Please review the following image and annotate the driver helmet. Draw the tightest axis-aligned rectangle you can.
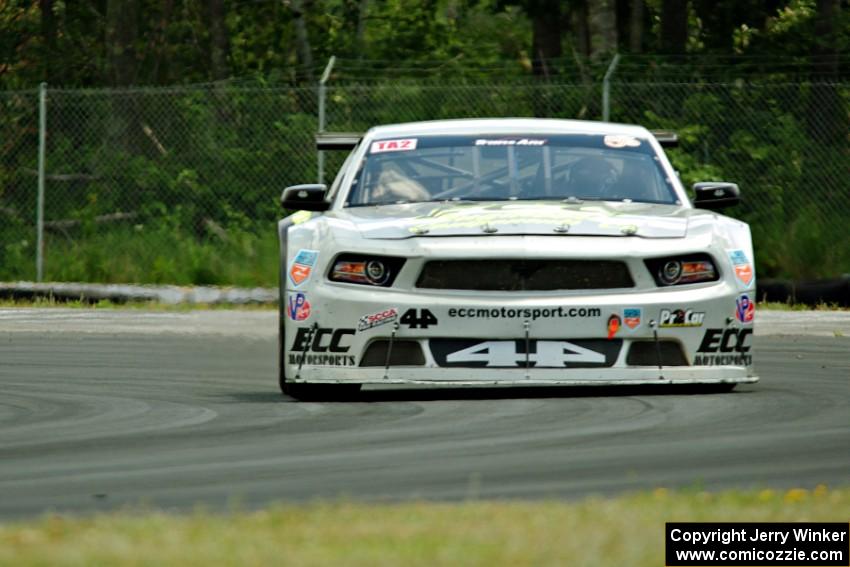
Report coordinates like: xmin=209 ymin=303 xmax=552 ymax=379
xmin=569 ymin=156 xmax=615 ymax=194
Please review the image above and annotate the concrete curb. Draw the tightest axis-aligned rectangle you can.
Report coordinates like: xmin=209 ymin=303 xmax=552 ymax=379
xmin=0 ymin=281 xmax=277 ymax=305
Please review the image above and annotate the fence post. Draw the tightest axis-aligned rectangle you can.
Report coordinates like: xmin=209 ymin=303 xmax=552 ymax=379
xmin=317 ymin=55 xmax=336 ymax=184
xmin=36 ymin=82 xmax=47 ymax=282
xmin=602 ymin=53 xmax=621 ymax=122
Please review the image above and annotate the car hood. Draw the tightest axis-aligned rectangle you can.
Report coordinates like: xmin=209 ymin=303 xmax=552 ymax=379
xmin=333 ymin=201 xmax=691 ymax=239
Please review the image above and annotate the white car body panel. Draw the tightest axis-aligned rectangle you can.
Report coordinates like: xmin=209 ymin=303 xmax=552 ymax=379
xmin=278 ymin=119 xmax=758 ymax=388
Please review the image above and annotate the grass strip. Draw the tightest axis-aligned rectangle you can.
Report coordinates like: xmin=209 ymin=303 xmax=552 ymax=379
xmin=0 ymin=487 xmax=847 ymax=566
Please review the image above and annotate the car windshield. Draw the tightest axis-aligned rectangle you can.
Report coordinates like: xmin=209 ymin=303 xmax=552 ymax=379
xmin=345 ymin=134 xmax=678 ymax=207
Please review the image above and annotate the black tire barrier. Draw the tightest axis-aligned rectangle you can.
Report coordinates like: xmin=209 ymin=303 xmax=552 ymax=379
xmin=758 ymin=277 xmax=850 ymax=307
xmin=0 ymin=282 xmax=277 ymax=305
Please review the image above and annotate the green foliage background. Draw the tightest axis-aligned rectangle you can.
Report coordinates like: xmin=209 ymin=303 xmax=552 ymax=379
xmin=0 ymin=0 xmax=848 ymax=285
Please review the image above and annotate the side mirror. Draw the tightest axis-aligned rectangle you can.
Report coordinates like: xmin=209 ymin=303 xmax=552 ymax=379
xmin=281 ymin=184 xmax=330 ymax=212
xmin=692 ymin=182 xmax=740 ymax=210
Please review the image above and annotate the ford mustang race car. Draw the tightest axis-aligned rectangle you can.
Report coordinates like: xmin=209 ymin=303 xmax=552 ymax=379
xmin=277 ymin=118 xmax=757 ymax=399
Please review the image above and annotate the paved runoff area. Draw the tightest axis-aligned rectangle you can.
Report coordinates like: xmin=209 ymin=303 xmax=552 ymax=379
xmin=0 ymin=308 xmax=848 ymax=519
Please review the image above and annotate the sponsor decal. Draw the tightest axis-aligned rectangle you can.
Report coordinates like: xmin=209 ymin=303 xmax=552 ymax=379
xmin=370 ymin=138 xmax=417 ymax=154
xmin=727 ymin=249 xmax=754 ymax=287
xmin=400 ymin=308 xmax=438 ymax=329
xmin=448 ymin=306 xmax=601 ymax=321
xmin=288 ymin=352 xmax=356 ymax=366
xmin=287 ymin=292 xmax=311 ymax=321
xmin=694 ymin=328 xmax=753 ymax=366
xmin=736 ymin=293 xmax=755 ymax=324
xmin=692 ymin=353 xmax=752 ymax=366
xmin=358 ymin=307 xmax=399 ymax=332
xmin=289 ymin=327 xmax=356 ymax=366
xmin=289 ymin=249 xmax=319 ymax=287
xmin=430 ymin=339 xmax=621 ymax=368
xmin=607 ymin=314 xmax=621 ymax=339
xmin=659 ymin=308 xmax=705 ymax=328
xmin=623 ymin=307 xmax=642 ymax=330
xmin=603 ymin=135 xmax=641 ymax=148
xmin=474 ymin=138 xmax=546 ymax=146
xmin=291 ymin=327 xmax=355 ymax=352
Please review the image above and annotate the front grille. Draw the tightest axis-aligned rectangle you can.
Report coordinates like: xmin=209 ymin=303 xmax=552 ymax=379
xmin=416 ymin=260 xmax=634 ymax=291
xmin=626 ymin=341 xmax=689 ymax=366
xmin=359 ymin=340 xmax=426 ymax=367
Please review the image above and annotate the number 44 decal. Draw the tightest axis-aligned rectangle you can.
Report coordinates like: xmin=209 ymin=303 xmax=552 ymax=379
xmin=399 ymin=308 xmax=438 ymax=329
xmin=447 ymin=341 xmax=605 ymax=367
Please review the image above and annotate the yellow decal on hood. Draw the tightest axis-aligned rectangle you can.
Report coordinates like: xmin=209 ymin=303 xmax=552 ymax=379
xmin=408 ymin=203 xmax=638 ymax=232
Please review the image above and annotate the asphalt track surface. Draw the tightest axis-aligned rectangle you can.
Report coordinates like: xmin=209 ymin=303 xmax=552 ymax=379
xmin=1 ymin=309 xmax=848 ymax=520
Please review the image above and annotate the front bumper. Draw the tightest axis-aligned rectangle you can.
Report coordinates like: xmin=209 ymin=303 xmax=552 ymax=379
xmin=282 ymin=278 xmax=758 ymax=387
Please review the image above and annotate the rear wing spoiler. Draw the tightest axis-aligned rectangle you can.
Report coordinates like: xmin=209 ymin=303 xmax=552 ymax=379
xmin=650 ymin=130 xmax=679 ymax=148
xmin=316 ymin=132 xmax=362 ymax=151
xmin=316 ymin=130 xmax=679 ymax=150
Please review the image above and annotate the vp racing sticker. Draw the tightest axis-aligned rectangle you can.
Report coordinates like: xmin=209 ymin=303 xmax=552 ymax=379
xmin=287 ymin=292 xmax=312 ymax=321
xmin=736 ymin=294 xmax=755 ymax=324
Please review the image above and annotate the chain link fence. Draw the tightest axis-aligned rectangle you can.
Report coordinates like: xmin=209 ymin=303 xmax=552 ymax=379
xmin=1 ymin=78 xmax=847 ymax=285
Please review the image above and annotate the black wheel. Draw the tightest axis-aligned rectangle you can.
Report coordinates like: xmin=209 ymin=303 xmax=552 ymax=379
xmin=282 ymin=381 xmax=362 ymax=401
xmin=278 ymin=311 xmax=288 ymax=394
xmin=709 ymin=382 xmax=738 ymax=393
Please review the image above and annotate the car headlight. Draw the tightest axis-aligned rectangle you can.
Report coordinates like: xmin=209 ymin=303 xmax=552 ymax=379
xmin=329 ymin=254 xmax=405 ymax=287
xmin=645 ymin=254 xmax=719 ymax=286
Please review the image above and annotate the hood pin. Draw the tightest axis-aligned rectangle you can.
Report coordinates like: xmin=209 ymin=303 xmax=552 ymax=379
xmin=554 ymin=223 xmax=570 ymax=234
xmin=481 ymin=223 xmax=498 ymax=234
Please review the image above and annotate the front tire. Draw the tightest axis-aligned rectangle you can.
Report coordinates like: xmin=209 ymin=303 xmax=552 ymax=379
xmin=282 ymin=380 xmax=362 ymax=401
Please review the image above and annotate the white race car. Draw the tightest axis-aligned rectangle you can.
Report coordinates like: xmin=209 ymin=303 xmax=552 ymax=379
xmin=277 ymin=119 xmax=757 ymax=399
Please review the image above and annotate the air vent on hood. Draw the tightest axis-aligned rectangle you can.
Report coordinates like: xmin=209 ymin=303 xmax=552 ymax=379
xmin=416 ymin=260 xmax=635 ymax=291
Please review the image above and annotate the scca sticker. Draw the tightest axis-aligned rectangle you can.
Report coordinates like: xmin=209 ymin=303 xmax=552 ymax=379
xmin=736 ymin=294 xmax=755 ymax=324
xmin=623 ymin=308 xmax=642 ymax=330
xmin=370 ymin=139 xmax=417 ymax=154
xmin=287 ymin=292 xmax=311 ymax=321
xmin=358 ymin=307 xmax=399 ymax=332
xmin=289 ymin=249 xmax=318 ymax=287
xmin=727 ymin=249 xmax=754 ymax=288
